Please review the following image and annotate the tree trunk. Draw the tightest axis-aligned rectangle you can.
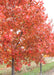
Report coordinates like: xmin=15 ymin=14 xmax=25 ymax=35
xmin=40 ymin=62 xmax=42 ymax=75
xmin=12 ymin=58 xmax=15 ymax=75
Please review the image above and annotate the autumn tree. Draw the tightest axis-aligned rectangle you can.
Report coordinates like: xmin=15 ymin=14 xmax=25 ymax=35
xmin=0 ymin=0 xmax=53 ymax=75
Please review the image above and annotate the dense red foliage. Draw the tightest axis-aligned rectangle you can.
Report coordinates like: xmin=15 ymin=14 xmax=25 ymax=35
xmin=0 ymin=0 xmax=53 ymax=71
xmin=47 ymin=33 xmax=54 ymax=56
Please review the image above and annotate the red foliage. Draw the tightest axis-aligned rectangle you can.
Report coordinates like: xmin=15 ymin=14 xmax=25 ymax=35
xmin=0 ymin=0 xmax=53 ymax=71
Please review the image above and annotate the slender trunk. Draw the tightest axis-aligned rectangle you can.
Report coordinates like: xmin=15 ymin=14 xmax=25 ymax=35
xmin=40 ymin=62 xmax=42 ymax=75
xmin=12 ymin=58 xmax=15 ymax=75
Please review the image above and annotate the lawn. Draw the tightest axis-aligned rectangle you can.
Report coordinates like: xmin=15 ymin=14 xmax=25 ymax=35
xmin=20 ymin=62 xmax=54 ymax=75
xmin=0 ymin=62 xmax=54 ymax=75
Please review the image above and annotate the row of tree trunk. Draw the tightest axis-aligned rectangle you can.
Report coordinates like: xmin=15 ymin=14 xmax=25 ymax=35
xmin=12 ymin=59 xmax=42 ymax=75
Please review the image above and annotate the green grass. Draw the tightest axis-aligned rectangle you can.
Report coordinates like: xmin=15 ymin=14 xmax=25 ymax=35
xmin=21 ymin=62 xmax=54 ymax=75
xmin=0 ymin=62 xmax=54 ymax=75
xmin=0 ymin=64 xmax=6 ymax=74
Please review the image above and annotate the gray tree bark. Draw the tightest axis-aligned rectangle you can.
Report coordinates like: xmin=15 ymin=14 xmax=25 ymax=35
xmin=12 ymin=58 xmax=15 ymax=75
xmin=40 ymin=62 xmax=42 ymax=75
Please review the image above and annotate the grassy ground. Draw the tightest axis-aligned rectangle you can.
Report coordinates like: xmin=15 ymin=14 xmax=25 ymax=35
xmin=0 ymin=62 xmax=54 ymax=75
xmin=20 ymin=62 xmax=54 ymax=75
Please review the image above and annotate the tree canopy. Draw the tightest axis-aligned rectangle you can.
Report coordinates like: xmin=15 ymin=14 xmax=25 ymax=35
xmin=0 ymin=0 xmax=53 ymax=71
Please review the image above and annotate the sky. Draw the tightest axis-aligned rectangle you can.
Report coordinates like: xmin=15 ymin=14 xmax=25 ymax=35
xmin=43 ymin=0 xmax=54 ymax=23
xmin=43 ymin=0 xmax=54 ymax=32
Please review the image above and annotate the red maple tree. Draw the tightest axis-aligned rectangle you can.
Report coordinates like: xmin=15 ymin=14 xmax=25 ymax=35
xmin=0 ymin=0 xmax=53 ymax=74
